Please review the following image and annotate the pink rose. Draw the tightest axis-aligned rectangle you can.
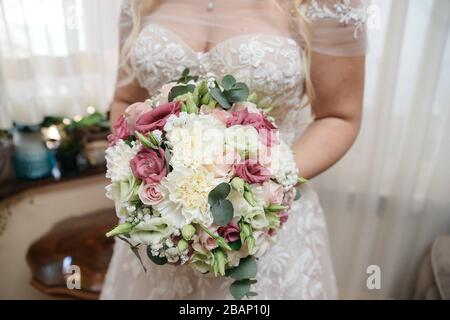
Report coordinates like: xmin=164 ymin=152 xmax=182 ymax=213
xmin=200 ymin=105 xmax=231 ymax=124
xmin=231 ymin=101 xmax=261 ymax=114
xmin=206 ymin=150 xmax=241 ymax=178
xmin=107 ymin=115 xmax=130 ymax=146
xmin=226 ymin=108 xmax=277 ymax=146
xmin=278 ymin=210 xmax=290 ymax=225
xmin=125 ymin=102 xmax=150 ymax=133
xmin=130 ymin=147 xmax=167 ymax=183
xmin=138 ymin=182 xmax=164 ymax=205
xmin=262 ymin=181 xmax=284 ymax=205
xmin=234 ymin=159 xmax=270 ymax=184
xmin=136 ymin=101 xmax=181 ymax=133
xmin=198 ymin=228 xmax=218 ymax=251
xmin=217 ymin=219 xmax=240 ymax=243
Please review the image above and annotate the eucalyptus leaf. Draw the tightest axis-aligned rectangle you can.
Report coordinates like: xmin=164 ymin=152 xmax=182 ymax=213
xmin=146 ymin=246 xmax=168 ymax=265
xmin=226 ymin=256 xmax=257 ymax=280
xmin=211 ymin=199 xmax=234 ymax=226
xmin=225 ymin=82 xmax=249 ymax=103
xmin=210 ymin=87 xmax=231 ymax=109
xmin=229 ymin=239 xmax=242 ymax=251
xmin=230 ymin=279 xmax=251 ymax=300
xmin=168 ymin=84 xmax=195 ymax=102
xmin=222 ymin=75 xmax=236 ymax=90
xmin=294 ymin=188 xmax=302 ymax=201
xmin=208 ymin=183 xmax=231 ymax=206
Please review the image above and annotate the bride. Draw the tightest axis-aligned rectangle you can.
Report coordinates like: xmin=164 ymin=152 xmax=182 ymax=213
xmin=101 ymin=0 xmax=366 ymax=299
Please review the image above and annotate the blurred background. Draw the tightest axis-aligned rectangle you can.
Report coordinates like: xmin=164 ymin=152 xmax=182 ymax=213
xmin=0 ymin=0 xmax=449 ymax=300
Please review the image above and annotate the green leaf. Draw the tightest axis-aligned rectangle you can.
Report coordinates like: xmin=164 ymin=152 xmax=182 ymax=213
xmin=146 ymin=246 xmax=168 ymax=265
xmin=226 ymin=256 xmax=257 ymax=280
xmin=124 ymin=135 xmax=136 ymax=147
xmin=224 ymin=82 xmax=249 ymax=103
xmin=210 ymin=87 xmax=231 ymax=109
xmin=168 ymin=84 xmax=195 ymax=102
xmin=211 ymin=199 xmax=234 ymax=226
xmin=230 ymin=279 xmax=252 ymax=300
xmin=229 ymin=239 xmax=242 ymax=251
xmin=222 ymin=75 xmax=236 ymax=90
xmin=208 ymin=182 xmax=231 ymax=206
xmin=294 ymin=188 xmax=301 ymax=201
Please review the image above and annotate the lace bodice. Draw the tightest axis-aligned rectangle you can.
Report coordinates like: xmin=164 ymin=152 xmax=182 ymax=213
xmin=132 ymin=24 xmax=305 ymax=113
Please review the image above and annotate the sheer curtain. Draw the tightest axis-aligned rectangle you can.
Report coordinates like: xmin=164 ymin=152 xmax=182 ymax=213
xmin=314 ymin=0 xmax=450 ymax=299
xmin=0 ymin=0 xmax=121 ymax=128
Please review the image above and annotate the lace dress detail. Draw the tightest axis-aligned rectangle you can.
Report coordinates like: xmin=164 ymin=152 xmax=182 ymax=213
xmin=131 ymin=24 xmax=304 ymax=111
xmin=306 ymin=0 xmax=366 ymax=38
xmin=101 ymin=0 xmax=366 ymax=300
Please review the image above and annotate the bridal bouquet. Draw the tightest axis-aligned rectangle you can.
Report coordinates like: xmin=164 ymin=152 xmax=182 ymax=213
xmin=105 ymin=70 xmax=302 ymax=299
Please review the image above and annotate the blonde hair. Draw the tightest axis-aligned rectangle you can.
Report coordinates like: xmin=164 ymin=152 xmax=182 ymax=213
xmin=119 ymin=0 xmax=314 ymax=106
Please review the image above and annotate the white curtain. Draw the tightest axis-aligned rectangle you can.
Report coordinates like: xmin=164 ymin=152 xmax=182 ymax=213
xmin=314 ymin=0 xmax=450 ymax=299
xmin=1 ymin=0 xmax=449 ymax=300
xmin=0 ymin=0 xmax=121 ymax=128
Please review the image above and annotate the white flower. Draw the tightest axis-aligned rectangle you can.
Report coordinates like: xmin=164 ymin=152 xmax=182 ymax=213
xmin=105 ymin=175 xmax=139 ymax=218
xmin=129 ymin=217 xmax=173 ymax=245
xmin=165 ymin=113 xmax=226 ymax=169
xmin=227 ymin=189 xmax=254 ymax=217
xmin=105 ymin=140 xmax=140 ymax=182
xmin=224 ymin=125 xmax=260 ymax=157
xmin=242 ymin=207 xmax=268 ymax=230
xmin=154 ymin=166 xmax=224 ymax=228
xmin=251 ymin=231 xmax=275 ymax=257
xmin=268 ymin=141 xmax=298 ymax=188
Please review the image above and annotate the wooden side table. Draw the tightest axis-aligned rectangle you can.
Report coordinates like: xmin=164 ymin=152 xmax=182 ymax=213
xmin=26 ymin=209 xmax=117 ymax=299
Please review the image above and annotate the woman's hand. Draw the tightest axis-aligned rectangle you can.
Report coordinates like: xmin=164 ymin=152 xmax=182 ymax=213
xmin=293 ymin=52 xmax=365 ymax=179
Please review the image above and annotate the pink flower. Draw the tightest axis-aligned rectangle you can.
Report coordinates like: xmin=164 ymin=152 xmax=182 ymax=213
xmin=136 ymin=101 xmax=181 ymax=133
xmin=198 ymin=228 xmax=218 ymax=251
xmin=226 ymin=108 xmax=277 ymax=146
xmin=234 ymin=159 xmax=271 ymax=184
xmin=200 ymin=105 xmax=231 ymax=124
xmin=278 ymin=210 xmax=290 ymax=225
xmin=230 ymin=101 xmax=261 ymax=114
xmin=206 ymin=150 xmax=241 ymax=178
xmin=262 ymin=181 xmax=284 ymax=205
xmin=130 ymin=147 xmax=167 ymax=183
xmin=138 ymin=182 xmax=164 ymax=205
xmin=107 ymin=115 xmax=130 ymax=146
xmin=217 ymin=219 xmax=240 ymax=243
xmin=125 ymin=102 xmax=150 ymax=133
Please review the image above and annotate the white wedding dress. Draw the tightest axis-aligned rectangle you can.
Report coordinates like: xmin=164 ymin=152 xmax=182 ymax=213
xmin=101 ymin=0 xmax=366 ymax=300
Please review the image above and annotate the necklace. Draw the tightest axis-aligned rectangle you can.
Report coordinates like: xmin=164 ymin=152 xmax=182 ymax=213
xmin=207 ymin=0 xmax=215 ymax=12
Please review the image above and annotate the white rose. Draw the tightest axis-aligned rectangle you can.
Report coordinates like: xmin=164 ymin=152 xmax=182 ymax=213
xmin=224 ymin=125 xmax=260 ymax=157
xmin=105 ymin=175 xmax=139 ymax=218
xmin=242 ymin=207 xmax=268 ymax=230
xmin=129 ymin=217 xmax=173 ymax=245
